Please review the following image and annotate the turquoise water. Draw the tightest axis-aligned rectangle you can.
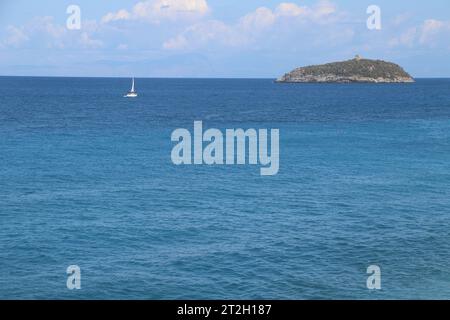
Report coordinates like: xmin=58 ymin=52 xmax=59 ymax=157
xmin=0 ymin=77 xmax=450 ymax=299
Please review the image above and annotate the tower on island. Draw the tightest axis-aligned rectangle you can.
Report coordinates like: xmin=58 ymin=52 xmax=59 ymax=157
xmin=354 ymin=54 xmax=362 ymax=61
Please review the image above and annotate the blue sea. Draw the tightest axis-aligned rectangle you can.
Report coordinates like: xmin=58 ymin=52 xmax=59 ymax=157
xmin=0 ymin=77 xmax=449 ymax=299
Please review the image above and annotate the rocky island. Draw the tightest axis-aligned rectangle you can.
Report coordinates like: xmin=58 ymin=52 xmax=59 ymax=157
xmin=276 ymin=56 xmax=414 ymax=83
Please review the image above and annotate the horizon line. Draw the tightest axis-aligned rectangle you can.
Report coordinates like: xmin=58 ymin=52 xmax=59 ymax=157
xmin=1 ymin=75 xmax=450 ymax=80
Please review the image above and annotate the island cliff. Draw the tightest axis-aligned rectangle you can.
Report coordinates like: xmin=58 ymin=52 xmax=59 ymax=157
xmin=276 ymin=56 xmax=414 ymax=83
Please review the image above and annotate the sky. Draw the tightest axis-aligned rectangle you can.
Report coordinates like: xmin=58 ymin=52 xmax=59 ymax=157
xmin=0 ymin=0 xmax=449 ymax=78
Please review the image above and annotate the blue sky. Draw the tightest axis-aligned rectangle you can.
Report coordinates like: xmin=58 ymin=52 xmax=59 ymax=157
xmin=0 ymin=0 xmax=449 ymax=77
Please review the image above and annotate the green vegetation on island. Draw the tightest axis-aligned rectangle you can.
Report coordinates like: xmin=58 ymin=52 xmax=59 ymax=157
xmin=276 ymin=56 xmax=414 ymax=83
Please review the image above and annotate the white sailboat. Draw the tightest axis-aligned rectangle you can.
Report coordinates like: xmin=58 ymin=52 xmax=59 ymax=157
xmin=124 ymin=77 xmax=138 ymax=98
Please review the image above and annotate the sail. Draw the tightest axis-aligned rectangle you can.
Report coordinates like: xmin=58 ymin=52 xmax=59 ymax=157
xmin=131 ymin=78 xmax=135 ymax=92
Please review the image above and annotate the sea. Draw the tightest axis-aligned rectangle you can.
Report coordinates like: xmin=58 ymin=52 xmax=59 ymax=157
xmin=0 ymin=77 xmax=449 ymax=299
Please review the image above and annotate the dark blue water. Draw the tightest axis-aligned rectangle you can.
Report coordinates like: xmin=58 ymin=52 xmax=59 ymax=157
xmin=1 ymin=77 xmax=450 ymax=299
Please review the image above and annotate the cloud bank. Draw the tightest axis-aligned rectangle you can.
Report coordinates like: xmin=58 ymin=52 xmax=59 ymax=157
xmin=1 ymin=0 xmax=450 ymax=77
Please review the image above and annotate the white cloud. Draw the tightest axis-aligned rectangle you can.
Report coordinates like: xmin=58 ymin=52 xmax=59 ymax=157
xmin=39 ymin=16 xmax=66 ymax=39
xmin=275 ymin=3 xmax=308 ymax=17
xmin=163 ymin=34 xmax=188 ymax=49
xmin=389 ymin=27 xmax=417 ymax=47
xmin=163 ymin=1 xmax=342 ymax=51
xmin=239 ymin=7 xmax=276 ymax=31
xmin=419 ymin=19 xmax=450 ymax=45
xmin=3 ymin=25 xmax=29 ymax=47
xmin=1 ymin=16 xmax=67 ymax=49
xmin=163 ymin=19 xmax=235 ymax=49
xmin=101 ymin=9 xmax=131 ymax=24
xmin=390 ymin=19 xmax=450 ymax=48
xmin=1 ymin=1 xmax=344 ymax=53
xmin=1 ymin=16 xmax=103 ymax=50
xmin=79 ymin=32 xmax=103 ymax=49
xmin=312 ymin=0 xmax=336 ymax=19
xmin=392 ymin=12 xmax=413 ymax=26
xmin=102 ymin=0 xmax=210 ymax=24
